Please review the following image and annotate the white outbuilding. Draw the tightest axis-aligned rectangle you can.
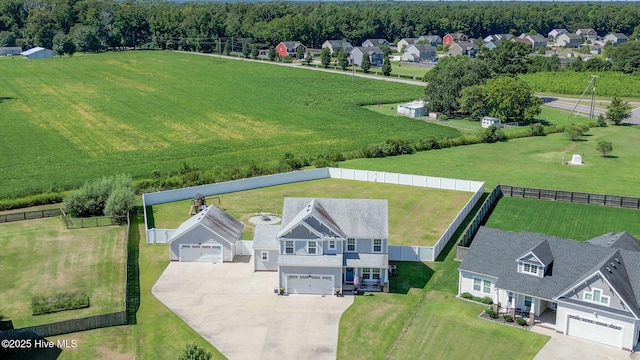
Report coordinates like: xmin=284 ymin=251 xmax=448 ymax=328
xmin=168 ymin=205 xmax=244 ymax=263
xmin=397 ymin=100 xmax=426 ymax=118
xmin=21 ymin=47 xmax=54 ymax=59
xmin=481 ymin=116 xmax=501 ymax=128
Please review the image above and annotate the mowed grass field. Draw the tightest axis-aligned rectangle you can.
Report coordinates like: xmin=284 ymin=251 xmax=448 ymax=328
xmin=485 ymin=197 xmax=640 ymax=240
xmin=344 ymin=125 xmax=640 ymax=197
xmin=151 ymin=178 xmax=473 ymax=246
xmin=0 ymin=51 xmax=459 ymax=199
xmin=0 ymin=218 xmax=125 ymax=327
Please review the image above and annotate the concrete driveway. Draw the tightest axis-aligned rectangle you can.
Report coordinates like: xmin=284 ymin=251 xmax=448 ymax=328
xmin=531 ymin=326 xmax=640 ymax=360
xmin=152 ymin=257 xmax=353 ymax=360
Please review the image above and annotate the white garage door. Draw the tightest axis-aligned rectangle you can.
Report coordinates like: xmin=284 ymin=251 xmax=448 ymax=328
xmin=180 ymin=244 xmax=223 ymax=263
xmin=567 ymin=315 xmax=623 ymax=348
xmin=286 ymin=274 xmax=334 ymax=295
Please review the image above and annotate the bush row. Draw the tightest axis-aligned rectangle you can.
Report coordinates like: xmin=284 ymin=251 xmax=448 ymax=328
xmin=460 ymin=292 xmax=493 ymax=305
xmin=0 ymin=192 xmax=64 ymax=211
xmin=31 ymin=292 xmax=90 ymax=315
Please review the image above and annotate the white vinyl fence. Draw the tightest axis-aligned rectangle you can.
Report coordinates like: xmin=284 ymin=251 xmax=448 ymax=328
xmin=143 ymin=168 xmax=484 ymax=261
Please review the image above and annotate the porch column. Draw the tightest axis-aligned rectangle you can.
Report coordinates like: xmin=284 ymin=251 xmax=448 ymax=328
xmin=529 ymin=302 xmax=536 ymax=325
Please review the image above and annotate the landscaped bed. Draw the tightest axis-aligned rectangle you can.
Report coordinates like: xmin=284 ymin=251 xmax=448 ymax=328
xmin=149 ymin=178 xmax=473 ymax=246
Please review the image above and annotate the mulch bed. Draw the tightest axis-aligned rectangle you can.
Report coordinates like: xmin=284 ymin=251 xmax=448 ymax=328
xmin=478 ymin=309 xmax=533 ymax=330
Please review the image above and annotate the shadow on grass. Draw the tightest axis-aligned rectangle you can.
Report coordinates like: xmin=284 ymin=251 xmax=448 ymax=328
xmin=126 ymin=212 xmax=141 ymax=325
xmin=1 ymin=337 xmax=62 ymax=360
xmin=145 ymin=206 xmax=155 ymax=229
xmin=389 ymin=262 xmax=434 ymax=295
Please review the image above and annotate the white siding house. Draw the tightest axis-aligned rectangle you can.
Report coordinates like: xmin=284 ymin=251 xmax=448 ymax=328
xmin=481 ymin=116 xmax=501 ymax=128
xmin=397 ymin=101 xmax=426 ymax=118
xmin=20 ymin=47 xmax=53 ymax=59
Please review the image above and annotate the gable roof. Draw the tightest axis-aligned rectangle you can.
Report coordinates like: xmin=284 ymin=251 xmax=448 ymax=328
xmin=420 ymin=35 xmax=442 ymax=42
xmin=352 ymin=46 xmax=384 ymax=56
xmin=586 ymin=232 xmax=640 ymax=252
xmin=21 ymin=47 xmax=47 ymax=56
xmin=560 ymin=33 xmax=583 ymax=40
xmin=399 ymin=38 xmax=418 ymax=45
xmin=279 ymin=41 xmax=304 ymax=49
xmin=279 ymin=198 xmax=388 ymax=239
xmin=606 ymin=33 xmax=628 ymax=40
xmin=407 ymin=44 xmax=435 ymax=53
xmin=526 ymin=34 xmax=547 ymax=43
xmin=169 ymin=205 xmax=244 ymax=245
xmin=518 ymin=240 xmax=554 ymax=266
xmin=324 ymin=40 xmax=352 ymax=48
xmin=549 ymin=29 xmax=568 ymax=35
xmin=445 ymin=33 xmax=467 ymax=41
xmin=363 ymin=39 xmax=388 ymax=46
xmin=577 ymin=28 xmax=596 ymax=35
xmin=460 ymin=227 xmax=640 ymax=313
xmin=253 ymin=224 xmax=280 ymax=250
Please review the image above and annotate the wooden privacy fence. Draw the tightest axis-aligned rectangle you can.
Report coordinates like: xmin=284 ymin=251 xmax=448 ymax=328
xmin=499 ymin=185 xmax=640 ymax=209
xmin=0 ymin=208 xmax=61 ymax=223
xmin=0 ymin=312 xmax=127 ymax=340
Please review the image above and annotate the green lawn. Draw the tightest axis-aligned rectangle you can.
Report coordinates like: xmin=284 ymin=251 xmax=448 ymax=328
xmin=0 ymin=51 xmax=459 ymax=199
xmin=151 ymin=178 xmax=472 ymax=246
xmin=485 ymin=197 xmax=640 ymax=240
xmin=343 ymin=125 xmax=640 ymax=197
xmin=0 ymin=218 xmax=125 ymax=327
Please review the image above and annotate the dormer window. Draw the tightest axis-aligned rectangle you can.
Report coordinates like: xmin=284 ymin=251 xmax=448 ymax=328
xmin=523 ymin=263 xmax=538 ymax=275
xmin=584 ymin=288 xmax=610 ymax=306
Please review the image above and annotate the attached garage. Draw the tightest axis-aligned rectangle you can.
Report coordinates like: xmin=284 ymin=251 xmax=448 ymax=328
xmin=180 ymin=244 xmax=223 ymax=263
xmin=286 ymin=274 xmax=334 ymax=295
xmin=566 ymin=315 xmax=623 ymax=348
xmin=168 ymin=205 xmax=244 ymax=263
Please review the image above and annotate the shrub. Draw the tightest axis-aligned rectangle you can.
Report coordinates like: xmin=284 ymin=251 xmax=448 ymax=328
xmin=485 ymin=308 xmax=499 ymax=318
xmin=480 ymin=124 xmax=506 ymax=143
xmin=178 ymin=343 xmax=212 ymax=360
xmin=472 ymin=296 xmax=482 ymax=302
xmin=31 ymin=291 xmax=90 ymax=315
xmin=461 ymin=292 xmax=474 ymax=300
xmin=503 ymin=314 xmax=514 ymax=322
xmin=516 ymin=317 xmax=528 ymax=326
xmin=480 ymin=296 xmax=493 ymax=305
xmin=596 ymin=114 xmax=607 ymax=127
xmin=529 ymin=123 xmax=545 ymax=136
xmin=564 ymin=124 xmax=586 ymax=141
xmin=0 ymin=192 xmax=64 ymax=211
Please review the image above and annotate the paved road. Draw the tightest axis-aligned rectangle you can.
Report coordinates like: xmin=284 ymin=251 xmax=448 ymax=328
xmin=540 ymin=96 xmax=640 ymax=125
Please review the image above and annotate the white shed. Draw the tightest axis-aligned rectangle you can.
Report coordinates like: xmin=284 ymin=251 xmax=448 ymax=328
xmin=481 ymin=116 xmax=501 ymax=128
xmin=397 ymin=101 xmax=426 ymax=118
xmin=168 ymin=205 xmax=244 ymax=263
xmin=21 ymin=47 xmax=54 ymax=59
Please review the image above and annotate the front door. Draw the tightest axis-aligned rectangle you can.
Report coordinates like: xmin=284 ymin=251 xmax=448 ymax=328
xmin=345 ymin=268 xmax=354 ymax=283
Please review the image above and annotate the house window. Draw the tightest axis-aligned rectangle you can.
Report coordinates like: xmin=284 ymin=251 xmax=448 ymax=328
xmin=584 ymin=288 xmax=610 ymax=306
xmin=261 ymin=251 xmax=269 ymax=261
xmin=347 ymin=238 xmax=356 ymax=252
xmin=372 ymin=268 xmax=381 ymax=279
xmin=373 ymin=239 xmax=382 ymax=253
xmin=285 ymin=240 xmax=293 ymax=254
xmin=473 ymin=278 xmax=482 ymax=292
xmin=362 ymin=268 xmax=371 ymax=279
xmin=482 ymin=280 xmax=491 ymax=294
xmin=508 ymin=292 xmax=514 ymax=307
xmin=523 ymin=263 xmax=538 ymax=275
xmin=524 ymin=296 xmax=532 ymax=308
xmin=329 ymin=240 xmax=336 ymax=250
xmin=308 ymin=241 xmax=316 ymax=255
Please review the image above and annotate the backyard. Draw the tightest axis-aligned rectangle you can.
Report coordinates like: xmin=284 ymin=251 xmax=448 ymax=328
xmin=150 ymin=178 xmax=473 ymax=246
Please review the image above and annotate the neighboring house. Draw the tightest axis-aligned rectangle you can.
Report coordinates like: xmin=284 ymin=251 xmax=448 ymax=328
xmin=484 ymin=34 xmax=513 ymax=43
xmin=481 ymin=116 xmax=501 ymax=128
xmin=276 ymin=41 xmax=305 ymax=58
xmin=447 ymin=42 xmax=478 ymax=58
xmin=443 ymin=33 xmax=468 ymax=46
xmin=604 ymin=33 xmax=628 ymax=46
xmin=168 ymin=205 xmax=244 ymax=263
xmin=483 ymin=40 xmax=502 ymax=50
xmin=590 ymin=46 xmax=602 ymax=55
xmin=397 ymin=100 xmax=426 ymax=118
xmin=0 ymin=46 xmax=22 ymax=56
xmin=548 ymin=29 xmax=568 ymax=39
xmin=511 ymin=37 xmax=532 ymax=48
xmin=350 ymin=46 xmax=384 ymax=66
xmin=322 ymin=40 xmax=353 ymax=55
xmin=418 ymin=35 xmax=443 ymax=46
xmin=362 ymin=39 xmax=389 ymax=47
xmin=523 ymin=34 xmax=548 ymax=49
xmin=576 ymin=28 xmax=598 ymax=42
xmin=274 ymin=198 xmax=390 ymax=295
xmin=459 ymin=227 xmax=640 ymax=351
xmin=556 ymin=33 xmax=583 ymax=48
xmin=401 ymin=44 xmax=436 ymax=63
xmin=397 ymin=38 xmax=418 ymax=52
xmin=20 ymin=47 xmax=53 ymax=59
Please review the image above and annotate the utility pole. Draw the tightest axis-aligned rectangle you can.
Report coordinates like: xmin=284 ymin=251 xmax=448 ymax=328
xmin=567 ymin=75 xmax=598 ymax=120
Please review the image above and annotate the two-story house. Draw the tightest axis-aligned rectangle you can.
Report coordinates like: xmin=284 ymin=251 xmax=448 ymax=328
xmin=418 ymin=35 xmax=443 ymax=46
xmin=576 ymin=28 xmax=598 ymax=42
xmin=256 ymin=198 xmax=390 ymax=295
xmin=604 ymin=33 xmax=628 ymax=46
xmin=556 ymin=33 xmax=583 ymax=48
xmin=276 ymin=41 xmax=306 ymax=58
xmin=322 ymin=40 xmax=353 ymax=55
xmin=350 ymin=46 xmax=384 ymax=66
xmin=459 ymin=227 xmax=640 ymax=351
xmin=447 ymin=41 xmax=478 ymax=58
xmin=401 ymin=44 xmax=436 ymax=63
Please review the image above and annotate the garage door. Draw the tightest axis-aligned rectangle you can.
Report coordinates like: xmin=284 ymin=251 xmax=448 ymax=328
xmin=180 ymin=244 xmax=223 ymax=263
xmin=286 ymin=274 xmax=334 ymax=295
xmin=567 ymin=315 xmax=623 ymax=348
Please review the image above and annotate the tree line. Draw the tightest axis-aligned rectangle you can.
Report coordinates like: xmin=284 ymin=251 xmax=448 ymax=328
xmin=2 ymin=0 xmax=640 ymax=53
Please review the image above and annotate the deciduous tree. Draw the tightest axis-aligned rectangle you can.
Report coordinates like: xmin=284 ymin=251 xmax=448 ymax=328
xmin=320 ymin=47 xmax=331 ymax=68
xmin=337 ymin=49 xmax=348 ymax=70
xmin=596 ymin=140 xmax=613 ymax=158
xmin=268 ymin=45 xmax=276 ymax=61
xmin=382 ymin=55 xmax=391 ymax=76
xmin=606 ymin=96 xmax=632 ymax=125
xmin=361 ymin=53 xmax=371 ymax=73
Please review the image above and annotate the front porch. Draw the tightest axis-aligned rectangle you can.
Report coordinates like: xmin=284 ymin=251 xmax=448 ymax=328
xmin=342 ymin=279 xmax=386 ymax=294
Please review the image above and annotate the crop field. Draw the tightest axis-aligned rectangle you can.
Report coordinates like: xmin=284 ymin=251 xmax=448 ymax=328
xmin=485 ymin=197 xmax=640 ymax=240
xmin=150 ymin=178 xmax=473 ymax=246
xmin=0 ymin=217 xmax=125 ymax=327
xmin=520 ymin=71 xmax=640 ymax=99
xmin=0 ymin=51 xmax=459 ymax=199
xmin=344 ymin=125 xmax=640 ymax=197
